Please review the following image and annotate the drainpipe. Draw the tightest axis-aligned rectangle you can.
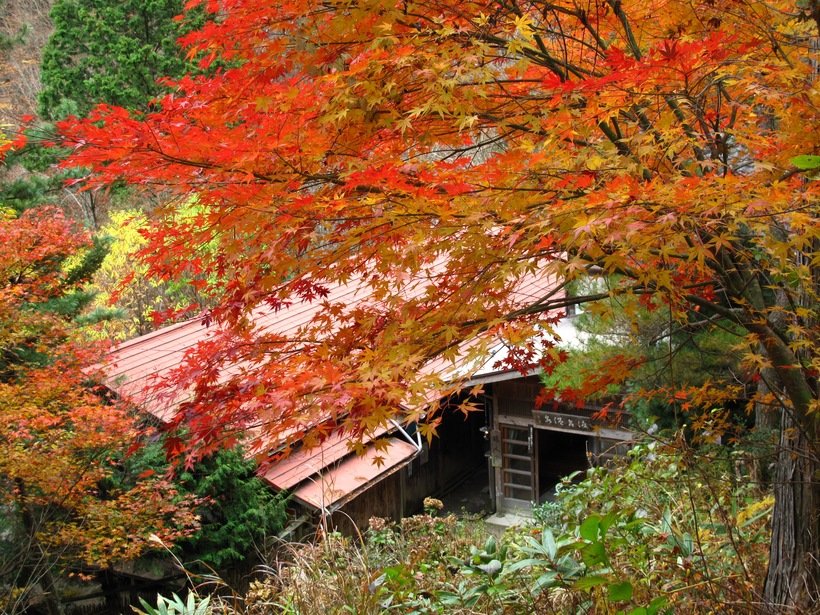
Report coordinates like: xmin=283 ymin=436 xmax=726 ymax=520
xmin=389 ymin=419 xmax=423 ymax=450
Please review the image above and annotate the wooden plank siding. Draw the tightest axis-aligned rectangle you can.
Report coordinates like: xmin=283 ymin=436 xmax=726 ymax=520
xmin=331 ymin=471 xmax=405 ymax=534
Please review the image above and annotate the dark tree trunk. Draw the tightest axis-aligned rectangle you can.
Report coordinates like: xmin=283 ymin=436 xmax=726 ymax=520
xmin=762 ymin=409 xmax=819 ymax=612
xmin=737 ymin=313 xmax=819 ymax=612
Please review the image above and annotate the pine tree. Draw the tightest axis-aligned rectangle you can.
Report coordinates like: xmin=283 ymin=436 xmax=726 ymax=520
xmin=39 ymin=0 xmax=196 ymax=119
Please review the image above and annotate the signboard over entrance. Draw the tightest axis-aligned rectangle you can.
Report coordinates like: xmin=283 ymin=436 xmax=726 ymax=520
xmin=532 ymin=408 xmax=630 ymax=437
xmin=533 ymin=410 xmax=593 ymax=432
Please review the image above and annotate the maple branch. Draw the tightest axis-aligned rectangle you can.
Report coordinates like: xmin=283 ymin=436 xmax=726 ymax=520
xmin=607 ymin=0 xmax=642 ymax=59
xmin=596 ymin=118 xmax=652 ymax=180
xmin=663 ymin=95 xmax=707 ymax=162
xmin=683 ymin=294 xmax=743 ymax=322
xmin=477 ymin=112 xmax=591 ymax=146
xmin=602 ymin=2 xmax=709 ymax=165
xmin=470 ymin=29 xmax=596 ymax=79
xmin=575 ymin=4 xmax=610 ymax=51
xmin=509 ymin=282 xmax=667 ymax=319
xmin=685 ymin=257 xmax=814 ymax=398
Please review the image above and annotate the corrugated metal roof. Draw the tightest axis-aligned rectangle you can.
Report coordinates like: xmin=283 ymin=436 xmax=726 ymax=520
xmin=104 ymin=270 xmax=563 ymax=422
xmin=104 ymin=277 xmax=370 ymax=421
xmin=290 ymin=437 xmax=417 ymax=511
xmin=104 ymin=318 xmax=212 ymax=422
xmin=262 ymin=424 xmax=390 ymax=491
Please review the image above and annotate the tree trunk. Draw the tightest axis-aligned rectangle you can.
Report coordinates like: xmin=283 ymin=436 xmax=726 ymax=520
xmin=741 ymin=319 xmax=819 ymax=612
xmin=762 ymin=409 xmax=819 ymax=612
xmin=753 ymin=361 xmax=782 ymax=485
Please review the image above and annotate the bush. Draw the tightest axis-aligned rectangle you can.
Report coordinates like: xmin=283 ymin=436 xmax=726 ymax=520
xmin=525 ymin=439 xmax=772 ymax=613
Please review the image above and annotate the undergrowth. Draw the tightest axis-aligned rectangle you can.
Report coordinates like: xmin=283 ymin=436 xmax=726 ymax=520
xmin=136 ymin=439 xmax=773 ymax=614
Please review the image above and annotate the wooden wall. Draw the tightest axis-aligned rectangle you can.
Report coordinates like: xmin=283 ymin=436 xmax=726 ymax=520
xmin=494 ymin=376 xmax=542 ymax=419
xmin=330 ymin=469 xmax=404 ymax=535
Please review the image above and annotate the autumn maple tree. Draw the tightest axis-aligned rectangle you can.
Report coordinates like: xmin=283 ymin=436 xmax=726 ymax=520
xmin=51 ymin=0 xmax=818 ymax=609
xmin=0 ymin=207 xmax=197 ymax=614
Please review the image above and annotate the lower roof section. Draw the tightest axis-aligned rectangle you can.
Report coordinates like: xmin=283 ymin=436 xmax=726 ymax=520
xmin=288 ymin=437 xmax=418 ymax=512
xmin=262 ymin=424 xmax=389 ymax=491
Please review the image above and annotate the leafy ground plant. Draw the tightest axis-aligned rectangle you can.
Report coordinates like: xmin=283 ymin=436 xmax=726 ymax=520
xmin=527 ymin=439 xmax=773 ymax=613
xmin=261 ymin=440 xmax=770 ymax=614
xmin=136 ymin=592 xmax=210 ymax=615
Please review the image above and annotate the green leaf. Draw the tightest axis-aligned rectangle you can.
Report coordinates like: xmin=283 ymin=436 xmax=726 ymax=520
xmin=661 ymin=507 xmax=673 ymax=534
xmin=436 ymin=591 xmax=460 ymax=606
xmin=533 ymin=571 xmax=559 ymax=592
xmin=600 ymin=512 xmax=618 ymax=535
xmin=505 ymin=557 xmax=556 ymax=573
xmin=581 ymin=541 xmax=609 ymax=567
xmin=574 ymin=575 xmax=608 ymax=590
xmin=542 ymin=529 xmax=557 ymax=559
xmin=477 ymin=559 xmax=503 ymax=577
xmin=580 ymin=515 xmax=601 ymax=542
xmin=647 ymin=596 xmax=669 ymax=614
xmin=608 ymin=581 xmax=633 ymax=602
xmin=791 ymin=154 xmax=820 ymax=170
xmin=680 ymin=532 xmax=694 ymax=556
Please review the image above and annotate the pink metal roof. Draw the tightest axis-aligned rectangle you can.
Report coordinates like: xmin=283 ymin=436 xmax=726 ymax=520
xmin=104 ymin=269 xmax=563 ymax=422
xmin=262 ymin=424 xmax=389 ymax=491
xmin=291 ymin=437 xmax=417 ymax=511
xmin=104 ymin=277 xmax=370 ymax=422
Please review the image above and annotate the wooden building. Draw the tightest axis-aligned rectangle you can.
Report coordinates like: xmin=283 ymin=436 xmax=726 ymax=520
xmin=101 ymin=271 xmax=631 ymax=532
